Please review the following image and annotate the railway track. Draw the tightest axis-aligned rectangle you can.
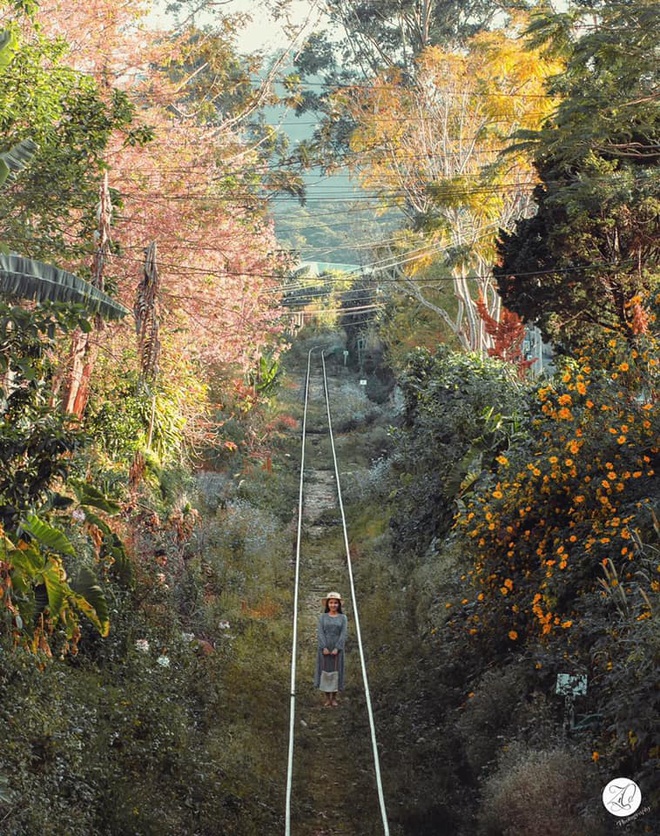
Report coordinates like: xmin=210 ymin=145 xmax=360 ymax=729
xmin=284 ymin=348 xmax=391 ymax=836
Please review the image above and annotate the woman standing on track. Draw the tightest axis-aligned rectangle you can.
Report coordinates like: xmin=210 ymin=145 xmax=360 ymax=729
xmin=314 ymin=591 xmax=347 ymax=707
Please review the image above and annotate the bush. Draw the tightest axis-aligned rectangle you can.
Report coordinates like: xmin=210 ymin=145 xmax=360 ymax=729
xmin=479 ymin=745 xmax=604 ymax=836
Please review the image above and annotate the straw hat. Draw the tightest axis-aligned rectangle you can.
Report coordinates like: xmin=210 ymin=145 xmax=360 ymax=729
xmin=322 ymin=591 xmax=342 ymax=607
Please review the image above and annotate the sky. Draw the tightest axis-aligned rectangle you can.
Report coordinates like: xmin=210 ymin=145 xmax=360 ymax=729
xmin=146 ymin=0 xmax=323 ymax=55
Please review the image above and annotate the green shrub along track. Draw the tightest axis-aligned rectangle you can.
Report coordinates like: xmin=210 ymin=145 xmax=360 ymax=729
xmin=285 ymin=348 xmax=396 ymax=836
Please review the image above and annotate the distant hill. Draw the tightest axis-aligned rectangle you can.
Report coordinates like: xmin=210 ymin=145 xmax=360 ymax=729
xmin=262 ymin=79 xmax=399 ymax=265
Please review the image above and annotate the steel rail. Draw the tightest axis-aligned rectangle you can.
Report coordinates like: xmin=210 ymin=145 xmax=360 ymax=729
xmin=320 ymin=351 xmax=390 ymax=835
xmin=284 ymin=346 xmax=315 ymax=836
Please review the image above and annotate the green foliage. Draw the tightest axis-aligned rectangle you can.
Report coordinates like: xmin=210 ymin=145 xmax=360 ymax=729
xmin=1 ymin=522 xmax=109 ymax=644
xmin=0 ymin=301 xmax=89 ymax=530
xmin=0 ymin=254 xmax=130 ymax=319
xmin=248 ymin=352 xmax=281 ymax=396
xmin=390 ymin=345 xmax=526 ymax=557
xmin=0 ymin=27 xmax=146 ymax=266
xmin=0 ymin=301 xmax=127 ymax=646
xmin=496 ymin=0 xmax=660 ymax=350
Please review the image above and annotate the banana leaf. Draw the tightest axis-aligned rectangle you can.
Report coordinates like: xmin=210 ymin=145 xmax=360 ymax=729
xmin=42 ymin=557 xmax=67 ymax=622
xmin=70 ymin=566 xmax=110 ymax=636
xmin=0 ymin=253 xmax=130 ymax=320
xmin=70 ymin=479 xmax=122 ymax=514
xmin=0 ymin=29 xmax=18 ymax=72
xmin=23 ymin=513 xmax=76 ymax=556
xmin=0 ymin=138 xmax=38 ymax=186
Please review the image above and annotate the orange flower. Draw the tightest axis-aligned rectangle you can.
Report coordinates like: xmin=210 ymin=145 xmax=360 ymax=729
xmin=508 ymin=630 xmax=518 ymax=641
xmin=592 ymin=751 xmax=600 ymax=762
xmin=561 ymin=620 xmax=572 ymax=628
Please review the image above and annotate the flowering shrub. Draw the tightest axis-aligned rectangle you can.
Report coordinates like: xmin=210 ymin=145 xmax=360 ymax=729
xmin=455 ymin=335 xmax=657 ymax=644
xmin=451 ymin=332 xmax=658 ymax=785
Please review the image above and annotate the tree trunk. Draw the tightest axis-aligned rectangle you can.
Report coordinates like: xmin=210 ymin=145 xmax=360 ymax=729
xmin=62 ymin=172 xmax=112 ymax=417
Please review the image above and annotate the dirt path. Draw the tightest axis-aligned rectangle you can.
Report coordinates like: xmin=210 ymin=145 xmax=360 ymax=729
xmin=288 ymin=365 xmax=391 ymax=836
